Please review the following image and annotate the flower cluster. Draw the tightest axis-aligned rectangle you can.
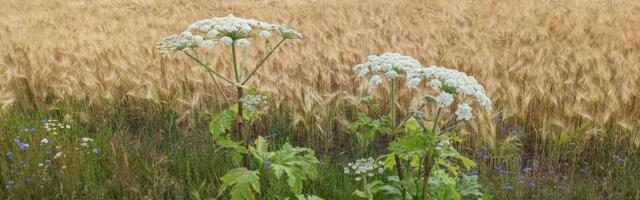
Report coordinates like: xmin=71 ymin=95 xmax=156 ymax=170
xmin=240 ymin=95 xmax=268 ymax=116
xmin=412 ymin=66 xmax=492 ymax=110
xmin=353 ymin=52 xmax=423 ymax=87
xmin=354 ymin=53 xmax=492 ymax=121
xmin=42 ymin=119 xmax=71 ymax=135
xmin=343 ymin=157 xmax=384 ymax=181
xmin=156 ymin=14 xmax=302 ymax=53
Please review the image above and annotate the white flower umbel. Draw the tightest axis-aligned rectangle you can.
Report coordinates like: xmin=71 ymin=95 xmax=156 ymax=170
xmin=354 ymin=52 xmax=423 ymax=88
xmin=455 ymin=103 xmax=473 ymax=121
xmin=412 ymin=66 xmax=492 ymax=110
xmin=239 ymin=95 xmax=267 ymax=115
xmin=343 ymin=157 xmax=384 ymax=181
xmin=157 ymin=14 xmax=303 ymax=53
xmin=436 ymin=92 xmax=454 ymax=108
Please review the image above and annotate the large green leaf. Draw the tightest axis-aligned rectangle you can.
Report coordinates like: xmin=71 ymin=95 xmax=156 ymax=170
xmin=209 ymin=107 xmax=237 ymax=140
xmin=389 ymin=133 xmax=435 ymax=158
xmin=218 ymin=168 xmax=261 ymax=200
xmin=268 ymin=143 xmax=319 ymax=194
xmin=456 ymin=175 xmax=484 ymax=197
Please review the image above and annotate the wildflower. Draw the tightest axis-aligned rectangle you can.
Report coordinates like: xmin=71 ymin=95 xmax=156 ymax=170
xmin=344 ymin=157 xmax=383 ymax=181
xmin=522 ymin=167 xmax=532 ymax=174
xmin=482 ymin=154 xmax=490 ymax=160
xmin=263 ymin=160 xmax=271 ymax=168
xmin=406 ymin=78 xmax=421 ymax=88
xmin=505 ymin=183 xmax=513 ymax=190
xmin=354 ymin=177 xmax=361 ymax=181
xmin=384 ymin=70 xmax=398 ymax=79
xmin=54 ymin=152 xmax=63 ymax=159
xmin=481 ymin=146 xmax=488 ymax=151
xmin=23 ymin=128 xmax=29 ymax=132
xmin=26 ymin=177 xmax=33 ymax=184
xmin=236 ymin=38 xmax=251 ymax=47
xmin=6 ymin=152 xmax=13 ymax=161
xmin=219 ymin=36 xmax=233 ymax=45
xmin=202 ymin=40 xmax=215 ymax=48
xmin=31 ymin=128 xmax=37 ymax=133
xmin=427 ymin=79 xmax=442 ymax=89
xmin=413 ymin=65 xmax=492 ymax=109
xmin=368 ymin=75 xmax=383 ymax=87
xmin=41 ymin=138 xmax=50 ymax=145
xmin=354 ymin=52 xmax=422 ymax=88
xmin=19 ymin=143 xmax=29 ymax=151
xmin=436 ymin=92 xmax=454 ymax=108
xmin=240 ymin=95 xmax=267 ymax=115
xmin=93 ymin=148 xmax=101 ymax=154
xmin=40 ymin=119 xmax=48 ymax=125
xmin=5 ymin=180 xmax=14 ymax=190
xmin=455 ymin=103 xmax=473 ymax=121
xmin=259 ymin=30 xmax=272 ymax=39
xmin=613 ymin=156 xmax=625 ymax=165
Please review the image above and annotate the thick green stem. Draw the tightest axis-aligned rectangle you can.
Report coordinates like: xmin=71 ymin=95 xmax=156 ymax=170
xmin=389 ymin=79 xmax=407 ymax=200
xmin=421 ymin=107 xmax=442 ymax=199
xmin=232 ymin=40 xmax=250 ymax=169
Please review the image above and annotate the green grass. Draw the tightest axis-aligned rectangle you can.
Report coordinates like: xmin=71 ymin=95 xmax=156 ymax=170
xmin=0 ymin=99 xmax=638 ymax=199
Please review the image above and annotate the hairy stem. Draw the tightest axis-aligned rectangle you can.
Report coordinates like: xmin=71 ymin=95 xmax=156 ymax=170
xmin=390 ymin=79 xmax=407 ymax=200
xmin=232 ymin=40 xmax=250 ymax=169
xmin=421 ymin=107 xmax=442 ymax=199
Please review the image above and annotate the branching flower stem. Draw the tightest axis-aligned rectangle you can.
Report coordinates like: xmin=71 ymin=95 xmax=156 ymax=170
xmin=389 ymin=79 xmax=407 ymax=200
xmin=242 ymin=38 xmax=286 ymax=85
xmin=186 ymin=48 xmax=232 ymax=107
xmin=421 ymin=107 xmax=442 ymax=200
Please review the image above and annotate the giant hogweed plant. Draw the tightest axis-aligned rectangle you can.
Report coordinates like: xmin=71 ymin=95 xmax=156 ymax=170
xmin=350 ymin=53 xmax=493 ymax=199
xmin=157 ymin=15 xmax=321 ymax=200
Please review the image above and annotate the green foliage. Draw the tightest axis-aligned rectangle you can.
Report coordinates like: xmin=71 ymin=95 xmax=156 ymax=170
xmin=218 ymin=168 xmax=261 ymax=200
xmin=286 ymin=194 xmax=324 ymax=200
xmin=349 ymin=113 xmax=385 ymax=147
xmin=251 ymin=136 xmax=320 ymax=194
xmin=209 ymin=106 xmax=237 ymax=140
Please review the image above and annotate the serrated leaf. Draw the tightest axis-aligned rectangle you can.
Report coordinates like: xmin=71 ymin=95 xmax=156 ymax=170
xmin=209 ymin=107 xmax=237 ymax=140
xmin=218 ymin=168 xmax=260 ymax=200
xmin=456 ymin=175 xmax=483 ymax=197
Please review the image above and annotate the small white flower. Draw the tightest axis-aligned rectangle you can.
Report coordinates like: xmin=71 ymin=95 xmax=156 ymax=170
xmin=207 ymin=30 xmax=219 ymax=37
xmin=428 ymin=79 xmax=442 ymax=89
xmin=455 ymin=103 xmax=473 ymax=121
xmin=54 ymin=152 xmax=63 ymax=159
xmin=236 ymin=38 xmax=251 ymax=47
xmin=385 ymin=70 xmax=398 ymax=79
xmin=368 ymin=75 xmax=383 ymax=87
xmin=368 ymin=173 xmax=374 ymax=177
xmin=378 ymin=168 xmax=384 ymax=174
xmin=40 ymin=138 xmax=50 ymax=145
xmin=82 ymin=138 xmax=93 ymax=142
xmin=192 ymin=35 xmax=204 ymax=43
xmin=436 ymin=92 xmax=454 ymax=108
xmin=202 ymin=40 xmax=215 ymax=48
xmin=354 ymin=177 xmax=362 ymax=181
xmin=219 ymin=37 xmax=233 ymax=45
xmin=407 ymin=78 xmax=421 ymax=88
xmin=180 ymin=31 xmax=192 ymax=37
xmin=259 ymin=30 xmax=272 ymax=39
xmin=65 ymin=125 xmax=71 ymax=129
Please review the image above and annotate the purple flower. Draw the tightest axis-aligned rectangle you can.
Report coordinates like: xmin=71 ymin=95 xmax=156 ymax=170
xmin=26 ymin=177 xmax=33 ymax=184
xmin=481 ymin=146 xmax=488 ymax=151
xmin=14 ymin=136 xmax=21 ymax=144
xmin=263 ymin=160 xmax=272 ymax=168
xmin=522 ymin=166 xmax=532 ymax=174
xmin=19 ymin=143 xmax=29 ymax=151
xmin=6 ymin=151 xmax=13 ymax=161
xmin=31 ymin=128 xmax=37 ymax=133
xmin=505 ymin=183 xmax=513 ymax=190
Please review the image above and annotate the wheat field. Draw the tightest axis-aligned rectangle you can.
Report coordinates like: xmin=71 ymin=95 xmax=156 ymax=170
xmin=2 ymin=0 xmax=640 ymax=198
xmin=2 ymin=0 xmax=640 ymax=145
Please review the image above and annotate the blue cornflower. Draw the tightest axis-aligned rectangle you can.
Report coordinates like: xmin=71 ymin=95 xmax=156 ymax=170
xmin=505 ymin=183 xmax=513 ymax=190
xmin=6 ymin=151 xmax=13 ymax=161
xmin=482 ymin=154 xmax=490 ymax=160
xmin=522 ymin=166 xmax=532 ymax=174
xmin=263 ymin=160 xmax=272 ymax=168
xmin=19 ymin=143 xmax=29 ymax=151
xmin=14 ymin=136 xmax=21 ymax=144
xmin=31 ymin=127 xmax=37 ymax=133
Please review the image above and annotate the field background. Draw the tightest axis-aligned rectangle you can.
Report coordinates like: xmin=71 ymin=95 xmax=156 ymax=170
xmin=1 ymin=0 xmax=640 ymax=199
